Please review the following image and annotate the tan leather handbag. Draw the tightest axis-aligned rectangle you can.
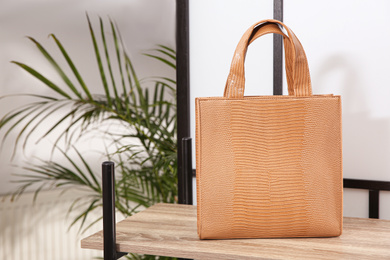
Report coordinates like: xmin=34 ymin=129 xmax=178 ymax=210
xmin=195 ymin=19 xmax=343 ymax=239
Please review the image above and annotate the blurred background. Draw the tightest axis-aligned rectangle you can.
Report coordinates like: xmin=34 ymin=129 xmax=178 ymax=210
xmin=1 ymin=0 xmax=390 ymax=259
xmin=0 ymin=0 xmax=175 ymax=259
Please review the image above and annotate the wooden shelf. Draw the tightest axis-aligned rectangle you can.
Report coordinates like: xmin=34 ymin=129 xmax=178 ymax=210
xmin=81 ymin=203 xmax=390 ymax=259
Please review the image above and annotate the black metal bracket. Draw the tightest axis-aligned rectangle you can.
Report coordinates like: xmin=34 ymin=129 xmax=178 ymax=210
xmin=176 ymin=0 xmax=191 ymax=205
xmin=344 ymin=178 xmax=390 ymax=219
xmin=102 ymin=137 xmax=193 ymax=259
xmin=102 ymin=161 xmax=127 ymax=260
xmin=273 ymin=0 xmax=283 ymax=95
xmin=178 ymin=137 xmax=194 ymax=260
xmin=181 ymin=137 xmax=193 ymax=205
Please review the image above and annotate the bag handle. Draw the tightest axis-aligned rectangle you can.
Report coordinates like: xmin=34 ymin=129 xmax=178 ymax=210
xmin=248 ymin=22 xmax=295 ymax=95
xmin=223 ymin=19 xmax=312 ymax=98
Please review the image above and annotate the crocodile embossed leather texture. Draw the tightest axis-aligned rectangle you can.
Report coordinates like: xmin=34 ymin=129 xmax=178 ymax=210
xmin=195 ymin=20 xmax=343 ymax=239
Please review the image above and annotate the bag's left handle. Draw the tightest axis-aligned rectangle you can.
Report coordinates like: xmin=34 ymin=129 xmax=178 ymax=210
xmin=223 ymin=19 xmax=312 ymax=98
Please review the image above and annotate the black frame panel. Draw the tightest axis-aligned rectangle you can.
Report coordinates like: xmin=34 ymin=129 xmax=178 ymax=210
xmin=176 ymin=0 xmax=191 ymax=205
xmin=344 ymin=178 xmax=390 ymax=218
xmin=273 ymin=0 xmax=283 ymax=95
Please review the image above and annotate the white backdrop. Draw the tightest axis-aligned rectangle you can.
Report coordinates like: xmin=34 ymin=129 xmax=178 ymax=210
xmin=0 ymin=0 xmax=176 ymax=194
xmin=190 ymin=0 xmax=390 ymax=219
xmin=0 ymin=1 xmax=176 ymax=258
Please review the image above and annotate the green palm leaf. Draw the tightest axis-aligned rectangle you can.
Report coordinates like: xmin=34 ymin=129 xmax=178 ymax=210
xmin=49 ymin=34 xmax=93 ymax=100
xmin=1 ymin=15 xmax=177 ymax=260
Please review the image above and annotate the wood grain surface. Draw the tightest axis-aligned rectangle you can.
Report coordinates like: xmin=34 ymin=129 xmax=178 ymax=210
xmin=81 ymin=203 xmax=390 ymax=259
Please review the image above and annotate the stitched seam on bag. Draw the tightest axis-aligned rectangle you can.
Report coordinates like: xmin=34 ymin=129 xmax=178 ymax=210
xmin=195 ymin=98 xmax=203 ymax=236
xmin=196 ymin=96 xmax=340 ymax=102
xmin=338 ymin=97 xmax=343 ymax=234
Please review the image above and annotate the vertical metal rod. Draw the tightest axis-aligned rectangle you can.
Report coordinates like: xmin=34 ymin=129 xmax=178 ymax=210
xmin=182 ymin=137 xmax=193 ymax=205
xmin=369 ymin=189 xmax=379 ymax=219
xmin=102 ymin=161 xmax=117 ymax=260
xmin=176 ymin=0 xmax=191 ymax=205
xmin=176 ymin=3 xmax=194 ymax=259
xmin=273 ymin=0 xmax=283 ymax=95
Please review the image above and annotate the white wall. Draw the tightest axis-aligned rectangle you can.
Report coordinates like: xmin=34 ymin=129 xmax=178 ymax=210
xmin=0 ymin=0 xmax=176 ymax=195
xmin=285 ymin=0 xmax=390 ymax=219
xmin=190 ymin=0 xmax=390 ymax=219
xmin=0 ymin=189 xmax=106 ymax=260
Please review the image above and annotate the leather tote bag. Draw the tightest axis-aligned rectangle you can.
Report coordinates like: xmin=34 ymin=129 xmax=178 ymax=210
xmin=195 ymin=19 xmax=342 ymax=239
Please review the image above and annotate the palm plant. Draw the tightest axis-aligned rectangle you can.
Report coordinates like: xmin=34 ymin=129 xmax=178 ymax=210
xmin=0 ymin=15 xmax=177 ymax=260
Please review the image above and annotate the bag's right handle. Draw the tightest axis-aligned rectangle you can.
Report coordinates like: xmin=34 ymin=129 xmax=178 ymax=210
xmin=223 ymin=19 xmax=312 ymax=98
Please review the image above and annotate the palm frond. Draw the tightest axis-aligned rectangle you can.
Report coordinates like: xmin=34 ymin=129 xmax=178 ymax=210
xmin=27 ymin=36 xmax=81 ymax=98
xmin=10 ymin=61 xmax=71 ymax=98
xmin=49 ymin=34 xmax=93 ymax=100
xmin=2 ymin=17 xmax=177 ymax=260
xmin=87 ymin=14 xmax=111 ymax=107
